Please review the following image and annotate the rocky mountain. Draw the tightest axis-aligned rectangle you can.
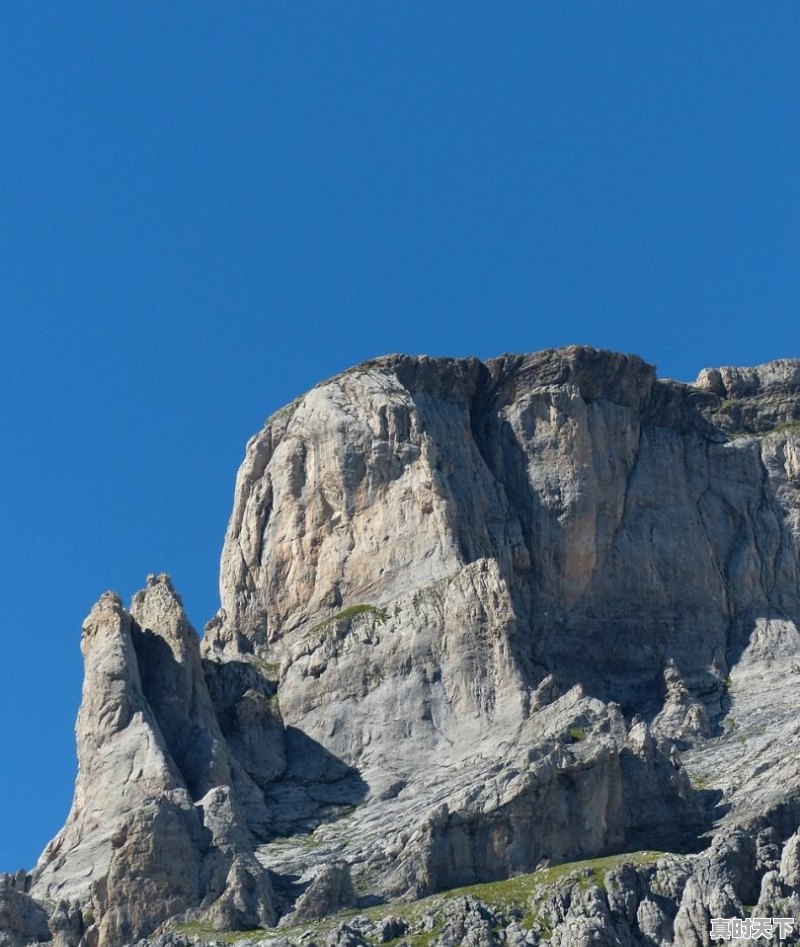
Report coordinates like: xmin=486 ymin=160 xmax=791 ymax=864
xmin=4 ymin=346 xmax=800 ymax=947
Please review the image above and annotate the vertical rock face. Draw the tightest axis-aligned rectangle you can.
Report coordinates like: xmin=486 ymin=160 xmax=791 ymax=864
xmin=209 ymin=349 xmax=800 ymax=709
xmin=20 ymin=347 xmax=800 ymax=946
xmin=34 ymin=590 xmax=200 ymax=907
xmin=31 ymin=578 xmax=276 ymax=947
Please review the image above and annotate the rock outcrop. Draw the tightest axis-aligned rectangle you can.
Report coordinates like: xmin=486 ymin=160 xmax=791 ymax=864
xmin=0 ymin=873 xmax=50 ymax=947
xmin=14 ymin=347 xmax=800 ymax=946
xmin=30 ymin=578 xmax=275 ymax=947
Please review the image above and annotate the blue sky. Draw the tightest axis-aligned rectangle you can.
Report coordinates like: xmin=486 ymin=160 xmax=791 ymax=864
xmin=1 ymin=3 xmax=798 ymax=871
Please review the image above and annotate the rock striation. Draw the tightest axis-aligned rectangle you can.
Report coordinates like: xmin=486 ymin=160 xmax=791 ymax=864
xmin=10 ymin=347 xmax=800 ymax=946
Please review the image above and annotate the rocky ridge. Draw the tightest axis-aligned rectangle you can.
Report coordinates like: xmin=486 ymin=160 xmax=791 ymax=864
xmin=4 ymin=347 xmax=800 ymax=947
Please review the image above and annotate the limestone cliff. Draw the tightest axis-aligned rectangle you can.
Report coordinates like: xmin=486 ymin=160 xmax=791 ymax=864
xmin=6 ymin=347 xmax=800 ymax=947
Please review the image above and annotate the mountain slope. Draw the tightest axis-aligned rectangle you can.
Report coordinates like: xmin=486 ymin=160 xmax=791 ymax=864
xmin=4 ymin=347 xmax=800 ymax=947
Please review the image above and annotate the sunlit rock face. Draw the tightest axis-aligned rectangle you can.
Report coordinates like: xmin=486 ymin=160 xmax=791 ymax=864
xmin=17 ymin=348 xmax=800 ymax=947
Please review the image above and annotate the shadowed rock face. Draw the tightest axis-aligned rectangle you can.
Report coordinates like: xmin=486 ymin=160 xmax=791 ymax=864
xmin=13 ymin=347 xmax=800 ymax=947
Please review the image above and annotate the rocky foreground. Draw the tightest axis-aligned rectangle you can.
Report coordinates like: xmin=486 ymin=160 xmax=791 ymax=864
xmin=3 ymin=347 xmax=800 ymax=947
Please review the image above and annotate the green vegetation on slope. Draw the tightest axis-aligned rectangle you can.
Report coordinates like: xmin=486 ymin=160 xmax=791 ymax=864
xmin=311 ymin=604 xmax=388 ymax=634
xmin=174 ymin=850 xmax=666 ymax=945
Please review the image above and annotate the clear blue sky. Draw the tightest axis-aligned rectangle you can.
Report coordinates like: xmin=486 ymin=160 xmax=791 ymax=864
xmin=1 ymin=3 xmax=798 ymax=871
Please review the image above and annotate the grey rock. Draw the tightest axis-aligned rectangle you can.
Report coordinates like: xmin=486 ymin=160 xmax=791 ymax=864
xmin=651 ymin=661 xmax=710 ymax=743
xmin=290 ymin=863 xmax=354 ymax=923
xmin=203 ymin=854 xmax=276 ymax=930
xmin=0 ymin=873 xmax=50 ymax=947
xmin=17 ymin=348 xmax=800 ymax=945
xmin=373 ymin=916 xmax=408 ymax=943
xmin=636 ymin=898 xmax=674 ymax=946
xmin=323 ymin=923 xmax=367 ymax=947
xmin=32 ymin=589 xmax=206 ymax=946
xmin=31 ymin=581 xmax=273 ymax=945
xmin=779 ymin=829 xmax=800 ymax=888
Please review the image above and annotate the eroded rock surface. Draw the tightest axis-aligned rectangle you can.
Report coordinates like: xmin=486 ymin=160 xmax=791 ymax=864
xmin=30 ymin=578 xmax=276 ymax=947
xmin=15 ymin=347 xmax=800 ymax=945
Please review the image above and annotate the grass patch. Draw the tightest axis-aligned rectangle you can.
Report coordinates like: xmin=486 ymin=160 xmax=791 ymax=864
xmin=730 ymin=419 xmax=800 ymax=441
xmin=690 ymin=773 xmax=713 ymax=791
xmin=268 ymin=831 xmax=319 ymax=850
xmin=172 ymin=851 xmax=666 ymax=946
xmin=311 ymin=604 xmax=387 ymax=634
xmin=382 ymin=929 xmax=443 ymax=947
xmin=439 ymin=850 xmax=665 ymax=905
xmin=332 ymin=604 xmax=385 ymax=621
xmin=174 ymin=921 xmax=267 ymax=944
xmin=339 ymin=358 xmax=386 ymax=378
xmin=767 ymin=419 xmax=800 ymax=437
xmin=568 ymin=727 xmax=587 ymax=743
xmin=254 ymin=658 xmax=281 ymax=680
